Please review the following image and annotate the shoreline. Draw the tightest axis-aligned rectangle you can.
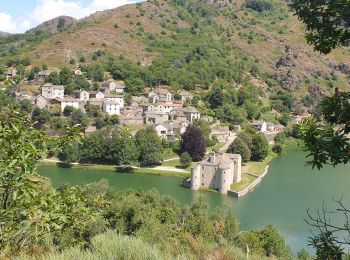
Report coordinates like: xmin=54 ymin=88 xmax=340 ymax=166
xmin=229 ymin=139 xmax=300 ymax=197
xmin=37 ymin=160 xmax=190 ymax=178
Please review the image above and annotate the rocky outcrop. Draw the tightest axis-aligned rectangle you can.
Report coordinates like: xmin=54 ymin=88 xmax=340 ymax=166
xmin=308 ymin=84 xmax=323 ymax=100
xmin=328 ymin=61 xmax=350 ymax=75
xmin=276 ymin=46 xmax=297 ymax=68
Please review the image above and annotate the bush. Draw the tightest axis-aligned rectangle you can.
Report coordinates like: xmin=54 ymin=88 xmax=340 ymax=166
xmin=227 ymin=137 xmax=251 ymax=162
xmin=272 ymin=144 xmax=283 ymax=155
xmin=274 ymin=132 xmax=286 ymax=143
xmin=180 ymin=152 xmax=192 ymax=168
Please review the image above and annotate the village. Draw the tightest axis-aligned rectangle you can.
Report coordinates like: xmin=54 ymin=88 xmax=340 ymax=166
xmin=2 ymin=67 xmax=308 ymax=195
xmin=4 ymin=67 xmax=302 ymax=144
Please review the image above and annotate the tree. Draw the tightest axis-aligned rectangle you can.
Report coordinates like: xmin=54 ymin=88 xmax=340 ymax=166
xmin=63 ymin=106 xmax=74 ymax=116
xmin=58 ymin=140 xmax=81 ymax=164
xmin=46 ymin=71 xmax=60 ymax=85
xmin=32 ymin=107 xmax=50 ymax=126
xmin=0 ymin=108 xmax=84 ymax=252
xmin=57 ymin=17 xmax=66 ymax=30
xmin=290 ymin=0 xmax=350 ymax=54
xmin=180 ymin=152 xmax=192 ymax=168
xmin=135 ymin=127 xmax=163 ymax=166
xmin=272 ymin=144 xmax=283 ymax=155
xmin=227 ymin=137 xmax=251 ymax=162
xmin=193 ymin=119 xmax=216 ymax=147
xmin=274 ymin=132 xmax=286 ymax=144
xmin=300 ymin=92 xmax=350 ymax=169
xmin=59 ymin=67 xmax=73 ymax=85
xmin=108 ymin=129 xmax=139 ymax=166
xmin=251 ymin=133 xmax=268 ymax=161
xmin=70 ymin=108 xmax=89 ymax=128
xmin=180 ymin=125 xmax=206 ymax=162
xmin=237 ymin=131 xmax=254 ymax=150
xmin=207 ymin=85 xmax=224 ymax=109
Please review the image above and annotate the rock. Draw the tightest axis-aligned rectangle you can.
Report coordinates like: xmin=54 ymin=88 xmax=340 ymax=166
xmin=276 ymin=46 xmax=297 ymax=68
xmin=328 ymin=61 xmax=350 ymax=75
xmin=308 ymin=85 xmax=323 ymax=100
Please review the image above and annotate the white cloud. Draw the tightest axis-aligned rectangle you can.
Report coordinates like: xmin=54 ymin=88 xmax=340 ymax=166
xmin=0 ymin=12 xmax=17 ymax=32
xmin=6 ymin=0 xmax=138 ymax=33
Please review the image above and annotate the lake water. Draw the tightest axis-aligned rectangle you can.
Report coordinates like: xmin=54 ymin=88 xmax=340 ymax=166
xmin=38 ymin=145 xmax=350 ymax=253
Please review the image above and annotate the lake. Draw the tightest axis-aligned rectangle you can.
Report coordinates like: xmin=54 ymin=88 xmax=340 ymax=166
xmin=38 ymin=145 xmax=350 ymax=253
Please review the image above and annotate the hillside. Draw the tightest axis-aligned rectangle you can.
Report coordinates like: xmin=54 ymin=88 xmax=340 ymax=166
xmin=1 ymin=0 xmax=349 ymax=116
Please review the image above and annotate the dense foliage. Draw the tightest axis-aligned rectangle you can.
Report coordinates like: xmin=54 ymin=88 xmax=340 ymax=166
xmin=228 ymin=130 xmax=268 ymax=162
xmin=290 ymin=0 xmax=350 ymax=54
xmin=300 ymin=92 xmax=350 ymax=169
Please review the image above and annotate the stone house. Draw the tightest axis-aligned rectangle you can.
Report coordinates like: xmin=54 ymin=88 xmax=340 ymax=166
xmin=41 ymin=83 xmax=64 ymax=99
xmin=144 ymin=111 xmax=168 ymax=125
xmin=210 ymin=125 xmax=231 ymax=144
xmin=180 ymin=91 xmax=193 ymax=102
xmin=155 ymin=123 xmax=174 ymax=140
xmin=60 ymin=98 xmax=81 ymax=112
xmin=5 ymin=69 xmax=16 ymax=80
xmin=105 ymin=94 xmax=124 ymax=107
xmin=172 ymin=121 xmax=189 ymax=135
xmin=74 ymin=90 xmax=90 ymax=101
xmin=191 ymin=153 xmax=242 ymax=194
xmin=89 ymin=91 xmax=104 ymax=99
xmin=101 ymin=81 xmax=117 ymax=92
xmin=183 ymin=107 xmax=201 ymax=123
xmin=252 ymin=120 xmax=267 ymax=133
xmin=35 ymin=70 xmax=50 ymax=82
xmin=101 ymin=81 xmax=125 ymax=93
xmin=103 ymin=100 xmax=120 ymax=115
xmin=115 ymin=81 xmax=126 ymax=93
xmin=120 ymin=107 xmax=144 ymax=125
xmin=35 ymin=95 xmax=48 ymax=109
xmin=148 ymin=89 xmax=173 ymax=104
xmin=87 ymin=99 xmax=104 ymax=109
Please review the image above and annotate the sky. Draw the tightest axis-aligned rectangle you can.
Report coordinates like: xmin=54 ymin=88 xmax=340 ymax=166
xmin=0 ymin=0 xmax=141 ymax=33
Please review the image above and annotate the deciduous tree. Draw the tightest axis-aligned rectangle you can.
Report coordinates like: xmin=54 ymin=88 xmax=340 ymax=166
xmin=180 ymin=125 xmax=206 ymax=161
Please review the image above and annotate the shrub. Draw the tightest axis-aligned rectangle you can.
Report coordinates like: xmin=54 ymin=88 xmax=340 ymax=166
xmin=272 ymin=144 xmax=283 ymax=155
xmin=180 ymin=152 xmax=192 ymax=168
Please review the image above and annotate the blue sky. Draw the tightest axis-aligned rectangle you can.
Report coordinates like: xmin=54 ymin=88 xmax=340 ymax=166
xmin=0 ymin=0 xmax=141 ymax=33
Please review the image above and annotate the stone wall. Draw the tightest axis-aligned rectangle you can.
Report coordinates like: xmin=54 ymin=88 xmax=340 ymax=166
xmin=228 ymin=165 xmax=269 ymax=198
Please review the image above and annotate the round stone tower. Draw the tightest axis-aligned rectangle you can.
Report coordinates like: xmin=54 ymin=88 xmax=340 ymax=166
xmin=218 ymin=163 xmax=232 ymax=194
xmin=191 ymin=165 xmax=201 ymax=191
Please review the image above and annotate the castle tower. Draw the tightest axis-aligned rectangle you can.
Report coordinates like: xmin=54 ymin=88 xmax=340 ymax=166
xmin=191 ymin=165 xmax=201 ymax=191
xmin=218 ymin=164 xmax=232 ymax=194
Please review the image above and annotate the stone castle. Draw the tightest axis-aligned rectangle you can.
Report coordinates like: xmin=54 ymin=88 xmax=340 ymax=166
xmin=191 ymin=153 xmax=242 ymax=194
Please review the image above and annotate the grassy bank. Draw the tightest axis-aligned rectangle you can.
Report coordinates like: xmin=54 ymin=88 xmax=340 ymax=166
xmin=230 ymin=138 xmax=301 ymax=192
xmin=244 ymin=148 xmax=277 ymax=176
xmin=37 ymin=160 xmax=190 ymax=178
